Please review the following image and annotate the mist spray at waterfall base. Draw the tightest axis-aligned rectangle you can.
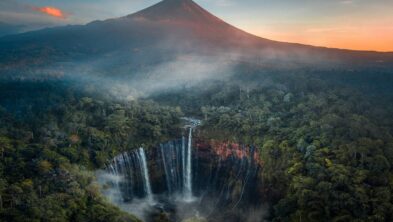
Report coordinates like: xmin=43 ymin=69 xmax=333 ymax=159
xmin=96 ymin=119 xmax=263 ymax=221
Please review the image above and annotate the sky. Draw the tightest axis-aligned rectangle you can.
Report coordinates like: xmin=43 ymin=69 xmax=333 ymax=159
xmin=0 ymin=0 xmax=392 ymax=52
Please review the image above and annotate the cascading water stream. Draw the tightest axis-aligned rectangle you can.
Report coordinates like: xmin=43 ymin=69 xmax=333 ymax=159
xmin=138 ymin=147 xmax=154 ymax=203
xmin=103 ymin=147 xmax=154 ymax=203
xmin=184 ymin=127 xmax=193 ymax=200
xmin=160 ymin=144 xmax=171 ymax=193
xmin=159 ymin=118 xmax=199 ymax=200
xmin=181 ymin=136 xmax=186 ymax=193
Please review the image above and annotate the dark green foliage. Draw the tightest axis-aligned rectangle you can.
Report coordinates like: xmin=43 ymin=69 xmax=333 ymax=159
xmin=1 ymin=64 xmax=393 ymax=222
xmin=151 ymin=68 xmax=393 ymax=222
xmin=0 ymin=80 xmax=182 ymax=221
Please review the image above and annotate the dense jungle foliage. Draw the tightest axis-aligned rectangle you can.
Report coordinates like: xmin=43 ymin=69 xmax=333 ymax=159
xmin=1 ymin=66 xmax=393 ymax=221
xmin=0 ymin=81 xmax=182 ymax=222
xmin=153 ymin=69 xmax=393 ymax=221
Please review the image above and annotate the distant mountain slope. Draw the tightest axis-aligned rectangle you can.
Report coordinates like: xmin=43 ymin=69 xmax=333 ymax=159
xmin=0 ymin=22 xmax=25 ymax=37
xmin=0 ymin=0 xmax=392 ymax=78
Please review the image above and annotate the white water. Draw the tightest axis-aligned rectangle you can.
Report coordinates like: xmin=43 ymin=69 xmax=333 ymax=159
xmin=184 ymin=127 xmax=193 ymax=200
xmin=138 ymin=147 xmax=154 ymax=203
xmin=182 ymin=136 xmax=186 ymax=193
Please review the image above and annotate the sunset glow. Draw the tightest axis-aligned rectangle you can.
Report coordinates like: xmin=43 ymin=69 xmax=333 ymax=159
xmin=252 ymin=25 xmax=393 ymax=52
xmin=33 ymin=6 xmax=66 ymax=19
xmin=198 ymin=0 xmax=393 ymax=52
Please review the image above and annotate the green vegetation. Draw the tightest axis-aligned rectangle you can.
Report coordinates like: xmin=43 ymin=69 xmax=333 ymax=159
xmin=1 ymin=65 xmax=393 ymax=222
xmin=0 ymin=80 xmax=182 ymax=221
xmin=152 ymin=69 xmax=393 ymax=221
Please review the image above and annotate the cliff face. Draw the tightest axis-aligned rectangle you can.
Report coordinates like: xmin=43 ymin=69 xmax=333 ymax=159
xmin=146 ymin=137 xmax=264 ymax=203
xmin=193 ymin=139 xmax=263 ymax=203
xmin=196 ymin=139 xmax=263 ymax=165
xmin=99 ymin=135 xmax=264 ymax=221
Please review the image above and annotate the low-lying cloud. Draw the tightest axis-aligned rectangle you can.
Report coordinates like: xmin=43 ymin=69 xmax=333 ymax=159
xmin=32 ymin=6 xmax=67 ymax=19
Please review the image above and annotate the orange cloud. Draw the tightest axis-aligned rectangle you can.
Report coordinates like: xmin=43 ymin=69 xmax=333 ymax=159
xmin=33 ymin=6 xmax=67 ymax=19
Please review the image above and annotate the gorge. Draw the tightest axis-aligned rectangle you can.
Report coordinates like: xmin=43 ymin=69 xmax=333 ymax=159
xmin=97 ymin=119 xmax=263 ymax=222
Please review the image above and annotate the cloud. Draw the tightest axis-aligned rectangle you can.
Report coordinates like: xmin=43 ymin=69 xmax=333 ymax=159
xmin=32 ymin=6 xmax=67 ymax=19
xmin=0 ymin=0 xmax=71 ymax=27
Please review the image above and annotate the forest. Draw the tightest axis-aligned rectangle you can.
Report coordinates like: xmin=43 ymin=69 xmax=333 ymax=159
xmin=1 ymin=64 xmax=393 ymax=221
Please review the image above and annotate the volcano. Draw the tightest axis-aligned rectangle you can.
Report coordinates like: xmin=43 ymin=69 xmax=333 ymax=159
xmin=131 ymin=0 xmax=228 ymax=23
xmin=0 ymin=0 xmax=278 ymax=56
xmin=127 ymin=0 xmax=273 ymax=48
xmin=0 ymin=0 xmax=392 ymax=77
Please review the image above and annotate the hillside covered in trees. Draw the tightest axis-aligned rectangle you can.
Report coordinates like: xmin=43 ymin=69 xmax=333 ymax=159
xmin=0 ymin=63 xmax=393 ymax=221
xmin=1 ymin=0 xmax=393 ymax=221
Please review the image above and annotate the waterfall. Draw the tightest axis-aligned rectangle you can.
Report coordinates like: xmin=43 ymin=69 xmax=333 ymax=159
xmin=98 ymin=118 xmax=263 ymax=220
xmin=159 ymin=120 xmax=198 ymax=200
xmin=138 ymin=147 xmax=153 ymax=203
xmin=182 ymin=136 xmax=186 ymax=193
xmin=160 ymin=144 xmax=171 ymax=193
xmin=98 ymin=135 xmax=262 ymax=222
xmin=159 ymin=128 xmax=194 ymax=201
xmin=105 ymin=155 xmax=124 ymax=203
xmin=184 ymin=127 xmax=193 ymax=200
xmin=160 ymin=140 xmax=183 ymax=194
xmin=104 ymin=148 xmax=154 ymax=203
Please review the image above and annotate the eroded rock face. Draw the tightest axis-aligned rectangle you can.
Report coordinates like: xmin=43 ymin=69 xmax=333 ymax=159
xmin=98 ymin=135 xmax=265 ymax=222
xmin=193 ymin=139 xmax=263 ymax=208
xmin=195 ymin=139 xmax=263 ymax=166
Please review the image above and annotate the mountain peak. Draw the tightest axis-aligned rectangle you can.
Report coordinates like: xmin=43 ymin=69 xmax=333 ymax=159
xmin=127 ymin=0 xmax=224 ymax=24
xmin=167 ymin=0 xmax=189 ymax=1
